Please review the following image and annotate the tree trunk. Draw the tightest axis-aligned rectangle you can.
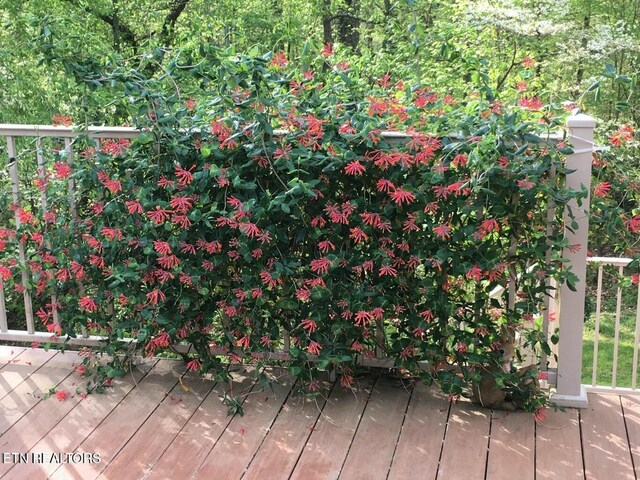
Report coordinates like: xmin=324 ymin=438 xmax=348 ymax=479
xmin=112 ymin=0 xmax=120 ymax=52
xmin=576 ymin=15 xmax=590 ymax=85
xmin=322 ymin=0 xmax=333 ymax=46
xmin=382 ymin=0 xmax=394 ymax=52
xmin=335 ymin=0 xmax=360 ymax=51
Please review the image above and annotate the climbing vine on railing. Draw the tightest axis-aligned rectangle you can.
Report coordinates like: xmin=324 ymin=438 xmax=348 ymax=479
xmin=1 ymin=48 xmax=583 ymax=413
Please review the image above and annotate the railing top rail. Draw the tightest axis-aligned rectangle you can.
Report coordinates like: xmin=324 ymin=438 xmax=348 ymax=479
xmin=0 ymin=123 xmax=571 ymax=143
xmin=587 ymin=256 xmax=633 ymax=267
xmin=0 ymin=124 xmax=142 ymax=139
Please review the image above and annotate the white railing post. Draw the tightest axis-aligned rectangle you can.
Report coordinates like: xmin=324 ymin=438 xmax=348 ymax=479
xmin=550 ymin=114 xmax=595 ymax=408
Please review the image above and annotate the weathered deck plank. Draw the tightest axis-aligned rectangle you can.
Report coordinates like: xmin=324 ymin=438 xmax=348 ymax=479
xmin=387 ymin=382 xmax=449 ymax=480
xmin=0 ymin=351 xmax=83 ymax=478
xmin=486 ymin=411 xmax=535 ymax=480
xmin=0 ymin=348 xmax=58 ymax=399
xmin=98 ymin=372 xmax=216 ymax=480
xmin=535 ymin=408 xmax=583 ymax=479
xmin=289 ymin=377 xmax=375 ymax=480
xmin=338 ymin=375 xmax=412 ymax=480
xmin=48 ymin=359 xmax=179 ymax=480
xmin=4 ymin=358 xmax=153 ymax=480
xmin=436 ymin=400 xmax=491 ymax=480
xmin=146 ymin=368 xmax=256 ymax=480
xmin=191 ymin=375 xmax=293 ymax=480
xmin=0 ymin=348 xmax=637 ymax=480
xmin=242 ymin=386 xmax=329 ymax=479
xmin=0 ymin=345 xmax=25 ymax=364
xmin=621 ymin=395 xmax=640 ymax=478
xmin=581 ymin=393 xmax=636 ymax=480
xmin=0 ymin=350 xmax=76 ymax=434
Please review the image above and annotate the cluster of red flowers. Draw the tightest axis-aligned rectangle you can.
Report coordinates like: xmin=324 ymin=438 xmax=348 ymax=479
xmin=609 ymin=125 xmax=634 ymax=147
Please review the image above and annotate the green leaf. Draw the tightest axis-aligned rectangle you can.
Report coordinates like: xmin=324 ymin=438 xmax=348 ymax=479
xmin=586 ymin=81 xmax=600 ymax=92
xmin=603 ymin=63 xmax=617 ymax=78
xmin=278 ymin=299 xmax=298 ymax=310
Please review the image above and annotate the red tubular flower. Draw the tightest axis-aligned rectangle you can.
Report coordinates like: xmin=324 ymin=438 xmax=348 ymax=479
xmin=153 ymin=241 xmax=172 ymax=255
xmin=0 ymin=265 xmax=12 ymax=281
xmin=239 ymin=222 xmax=260 ymax=238
xmin=349 ymin=227 xmax=369 ymax=244
xmin=186 ymin=359 xmax=202 ymax=371
xmin=301 ymin=318 xmax=317 ymax=334
xmin=157 ymin=255 xmax=180 ymax=269
xmin=55 ymin=390 xmax=70 ymax=401
xmin=307 ymin=341 xmax=322 ymax=355
xmin=146 ymin=289 xmax=166 ymax=306
xmin=521 ymin=56 xmax=536 ymax=68
xmin=518 ymin=96 xmax=543 ymax=110
xmin=318 ymin=240 xmax=335 ymax=253
xmin=175 ymin=165 xmax=195 ymax=185
xmin=53 ymin=162 xmax=72 ymax=179
xmin=466 ymin=265 xmax=483 ymax=282
xmin=368 ymin=97 xmax=388 ymax=116
xmin=78 ymin=296 xmax=99 ymax=312
xmin=310 ymin=257 xmax=333 ymax=275
xmin=433 ymin=223 xmax=452 ymax=240
xmin=517 ymin=177 xmax=536 ymax=190
xmin=52 ymin=114 xmax=73 ymax=127
xmin=593 ymin=182 xmax=611 ymax=198
xmin=170 ymin=195 xmax=194 ymax=213
xmin=344 ymin=160 xmax=366 ymax=176
xmin=390 ymin=188 xmax=416 ymax=205
xmin=270 ymin=52 xmax=289 ymax=68
xmin=379 ymin=265 xmax=398 ymax=277
xmin=354 ymin=310 xmax=372 ymax=327
xmin=420 ymin=309 xmax=434 ymax=322
xmin=273 ymin=144 xmax=292 ymax=160
xmin=126 ymin=200 xmax=144 ymax=215
xmin=360 ymin=212 xmax=381 ymax=227
xmin=147 ymin=206 xmax=172 ymax=224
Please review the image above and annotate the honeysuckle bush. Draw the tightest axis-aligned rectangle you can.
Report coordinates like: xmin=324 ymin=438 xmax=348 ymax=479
xmin=0 ymin=49 xmax=585 ymax=413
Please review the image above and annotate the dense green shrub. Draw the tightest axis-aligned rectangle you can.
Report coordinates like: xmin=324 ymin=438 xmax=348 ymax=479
xmin=0 ymin=49 xmax=583 ymax=413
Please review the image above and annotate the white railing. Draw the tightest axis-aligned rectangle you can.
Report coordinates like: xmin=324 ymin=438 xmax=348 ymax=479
xmin=0 ymin=117 xmax=605 ymax=405
xmin=583 ymin=257 xmax=640 ymax=395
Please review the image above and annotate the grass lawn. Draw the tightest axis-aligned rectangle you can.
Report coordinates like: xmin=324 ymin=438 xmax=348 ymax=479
xmin=581 ymin=311 xmax=640 ymax=388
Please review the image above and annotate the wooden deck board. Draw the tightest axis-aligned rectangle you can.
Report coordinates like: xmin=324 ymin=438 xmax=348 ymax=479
xmin=581 ymin=393 xmax=636 ymax=480
xmin=192 ymin=375 xmax=293 ymax=480
xmin=0 ymin=351 xmax=83 ymax=478
xmin=387 ymin=382 xmax=449 ymax=480
xmin=0 ymin=348 xmax=638 ymax=480
xmin=146 ymin=368 xmax=256 ymax=480
xmin=242 ymin=386 xmax=329 ymax=479
xmin=436 ymin=400 xmax=491 ymax=480
xmin=0 ymin=345 xmax=25 ymax=364
xmin=4 ymin=358 xmax=153 ymax=480
xmin=535 ymin=408 xmax=583 ymax=479
xmin=289 ymin=377 xmax=375 ymax=480
xmin=621 ymin=395 xmax=640 ymax=478
xmin=338 ymin=375 xmax=412 ymax=480
xmin=48 ymin=359 xmax=178 ymax=480
xmin=0 ymin=348 xmax=58 ymax=399
xmin=0 ymin=350 xmax=77 ymax=434
xmin=486 ymin=411 xmax=534 ymax=480
xmin=98 ymin=371 xmax=216 ymax=480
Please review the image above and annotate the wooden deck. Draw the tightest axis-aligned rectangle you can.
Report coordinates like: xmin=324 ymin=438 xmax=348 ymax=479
xmin=0 ymin=346 xmax=638 ymax=480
